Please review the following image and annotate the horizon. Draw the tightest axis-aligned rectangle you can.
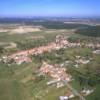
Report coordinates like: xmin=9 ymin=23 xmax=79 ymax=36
xmin=0 ymin=0 xmax=100 ymax=18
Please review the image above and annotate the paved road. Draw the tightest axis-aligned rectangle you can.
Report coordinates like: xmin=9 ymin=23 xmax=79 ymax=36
xmin=62 ymin=78 xmax=86 ymax=100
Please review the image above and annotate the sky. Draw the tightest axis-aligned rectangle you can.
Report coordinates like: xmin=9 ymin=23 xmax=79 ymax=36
xmin=0 ymin=0 xmax=100 ymax=17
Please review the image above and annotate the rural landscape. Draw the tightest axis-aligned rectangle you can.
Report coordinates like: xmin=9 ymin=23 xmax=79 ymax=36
xmin=0 ymin=18 xmax=100 ymax=100
xmin=0 ymin=0 xmax=100 ymax=100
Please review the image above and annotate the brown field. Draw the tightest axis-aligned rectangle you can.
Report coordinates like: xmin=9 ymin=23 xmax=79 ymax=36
xmin=0 ymin=25 xmax=41 ymax=34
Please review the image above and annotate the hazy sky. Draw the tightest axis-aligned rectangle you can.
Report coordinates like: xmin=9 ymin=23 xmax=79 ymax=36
xmin=0 ymin=0 xmax=100 ymax=17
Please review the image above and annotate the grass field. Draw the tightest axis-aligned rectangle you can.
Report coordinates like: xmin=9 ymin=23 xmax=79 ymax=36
xmin=0 ymin=79 xmax=31 ymax=100
xmin=0 ymin=61 xmax=40 ymax=100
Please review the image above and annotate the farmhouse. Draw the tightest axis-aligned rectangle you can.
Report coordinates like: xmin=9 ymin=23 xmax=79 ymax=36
xmin=93 ymin=50 xmax=100 ymax=54
xmin=59 ymin=90 xmax=74 ymax=100
xmin=14 ymin=56 xmax=32 ymax=65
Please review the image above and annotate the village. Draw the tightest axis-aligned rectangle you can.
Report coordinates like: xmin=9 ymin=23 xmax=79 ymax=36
xmin=1 ymin=34 xmax=100 ymax=65
xmin=39 ymin=61 xmax=71 ymax=87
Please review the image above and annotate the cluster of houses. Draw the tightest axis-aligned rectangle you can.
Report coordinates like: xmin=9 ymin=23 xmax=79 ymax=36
xmin=7 ymin=42 xmax=59 ymax=64
xmin=40 ymin=61 xmax=72 ymax=88
xmin=75 ymin=59 xmax=90 ymax=64
xmin=59 ymin=88 xmax=94 ymax=100
xmin=59 ymin=90 xmax=75 ymax=100
xmin=1 ymin=34 xmax=100 ymax=65
xmin=39 ymin=61 xmax=76 ymax=100
xmin=81 ymin=89 xmax=94 ymax=96
xmin=93 ymin=49 xmax=100 ymax=54
xmin=2 ymin=35 xmax=69 ymax=64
